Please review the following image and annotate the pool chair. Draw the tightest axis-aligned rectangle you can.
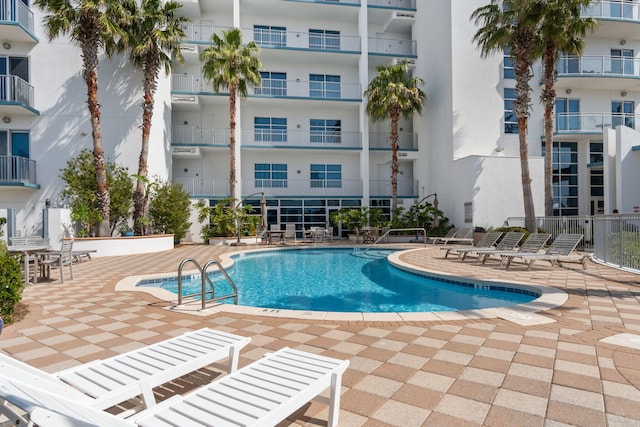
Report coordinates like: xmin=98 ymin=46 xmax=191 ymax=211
xmin=481 ymin=233 xmax=551 ymax=265
xmin=284 ymin=223 xmax=297 ymax=243
xmin=440 ymin=231 xmax=504 ymax=259
xmin=0 ymin=347 xmax=350 ymax=427
xmin=39 ymin=239 xmax=74 ymax=283
xmin=427 ymin=228 xmax=457 ymax=244
xmin=0 ymin=328 xmax=250 ymax=422
xmin=432 ymin=228 xmax=474 ymax=245
xmin=444 ymin=231 xmax=525 ymax=262
xmin=502 ymin=233 xmax=587 ymax=270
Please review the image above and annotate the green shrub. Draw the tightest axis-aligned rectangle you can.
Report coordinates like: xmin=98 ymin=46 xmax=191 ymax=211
xmin=0 ymin=241 xmax=24 ymax=325
xmin=148 ymin=181 xmax=192 ymax=241
xmin=196 ymin=199 xmax=258 ymax=240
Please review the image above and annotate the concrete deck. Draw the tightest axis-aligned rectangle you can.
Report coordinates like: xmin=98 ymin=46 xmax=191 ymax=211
xmin=2 ymin=242 xmax=640 ymax=426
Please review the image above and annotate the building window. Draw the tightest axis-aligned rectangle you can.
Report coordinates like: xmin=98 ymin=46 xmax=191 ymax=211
xmin=589 ymin=141 xmax=603 ymax=164
xmin=503 ymin=48 xmax=514 ymax=79
xmin=504 ymin=88 xmax=518 ymax=134
xmin=543 ymin=141 xmax=578 ymax=216
xmin=611 ymin=48 xmax=633 ymax=75
xmin=555 ymin=98 xmax=580 ymax=131
xmin=612 ymin=100 xmax=635 ymax=129
xmin=256 ymin=71 xmax=287 ymax=96
xmin=0 ymin=131 xmax=30 ymax=181
xmin=310 ymin=119 xmax=341 ymax=143
xmin=255 ymin=163 xmax=287 ymax=188
xmin=309 ymin=29 xmax=340 ymax=50
xmin=310 ymin=164 xmax=342 ymax=188
xmin=253 ymin=25 xmax=286 ymax=47
xmin=255 ymin=117 xmax=287 ymax=143
xmin=309 ymin=74 xmax=340 ymax=98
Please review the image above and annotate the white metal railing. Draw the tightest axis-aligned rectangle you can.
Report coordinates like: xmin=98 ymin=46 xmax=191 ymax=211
xmin=0 ymin=75 xmax=34 ymax=107
xmin=552 ymin=113 xmax=638 ymax=133
xmin=174 ymin=178 xmax=228 ymax=196
xmin=369 ymin=179 xmax=418 ymax=197
xmin=582 ymin=0 xmax=640 ymax=21
xmin=180 ymin=21 xmax=216 ymax=42
xmin=249 ymin=28 xmax=361 ymax=52
xmin=172 ymin=126 xmax=230 ymax=145
xmin=243 ymin=179 xmax=362 ymax=197
xmin=368 ymin=0 xmax=416 ymax=9
xmin=172 ymin=74 xmax=362 ymax=100
xmin=288 ymin=0 xmax=360 ymax=4
xmin=0 ymin=155 xmax=36 ymax=185
xmin=505 ymin=216 xmax=594 ymax=249
xmin=243 ymin=129 xmax=361 ymax=148
xmin=593 ymin=214 xmax=640 ymax=272
xmin=368 ymin=37 xmax=416 ymax=56
xmin=556 ymin=55 xmax=640 ymax=78
xmin=369 ymin=132 xmax=417 ymax=150
xmin=0 ymin=0 xmax=34 ymax=33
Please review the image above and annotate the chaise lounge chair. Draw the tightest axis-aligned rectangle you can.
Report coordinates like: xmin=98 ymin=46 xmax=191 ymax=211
xmin=0 ymin=328 xmax=250 ymax=420
xmin=445 ymin=231 xmax=525 ymax=262
xmin=432 ymin=228 xmax=474 ymax=245
xmin=0 ymin=347 xmax=350 ymax=427
xmin=481 ymin=233 xmax=551 ymax=265
xmin=441 ymin=231 xmax=504 ymax=259
xmin=502 ymin=233 xmax=587 ymax=270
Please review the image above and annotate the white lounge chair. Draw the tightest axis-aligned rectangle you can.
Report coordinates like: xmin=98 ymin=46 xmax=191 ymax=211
xmin=444 ymin=231 xmax=525 ymax=262
xmin=0 ymin=347 xmax=349 ymax=427
xmin=0 ymin=328 xmax=250 ymax=421
xmin=432 ymin=228 xmax=474 ymax=245
xmin=502 ymin=233 xmax=587 ymax=270
xmin=441 ymin=231 xmax=503 ymax=259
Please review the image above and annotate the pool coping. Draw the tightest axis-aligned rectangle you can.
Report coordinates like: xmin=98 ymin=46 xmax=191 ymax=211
xmin=114 ymin=246 xmax=568 ymax=325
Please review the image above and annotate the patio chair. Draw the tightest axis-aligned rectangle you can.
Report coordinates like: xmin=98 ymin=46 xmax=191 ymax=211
xmin=444 ymin=231 xmax=525 ymax=262
xmin=441 ymin=231 xmax=503 ymax=259
xmin=284 ymin=223 xmax=297 ymax=243
xmin=427 ymin=228 xmax=457 ymax=244
xmin=433 ymin=228 xmax=474 ymax=245
xmin=481 ymin=233 xmax=551 ymax=265
xmin=0 ymin=347 xmax=349 ymax=427
xmin=0 ymin=328 xmax=250 ymax=423
xmin=502 ymin=233 xmax=587 ymax=270
xmin=40 ymin=239 xmax=74 ymax=283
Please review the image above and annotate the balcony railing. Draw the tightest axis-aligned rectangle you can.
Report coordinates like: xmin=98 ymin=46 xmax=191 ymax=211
xmin=593 ymin=214 xmax=640 ymax=272
xmin=0 ymin=155 xmax=36 ymax=186
xmin=250 ymin=28 xmax=360 ymax=53
xmin=243 ymin=129 xmax=361 ymax=149
xmin=172 ymin=126 xmax=230 ymax=146
xmin=368 ymin=37 xmax=416 ymax=56
xmin=286 ymin=0 xmax=360 ymax=4
xmin=368 ymin=0 xmax=416 ymax=9
xmin=174 ymin=178 xmax=229 ymax=197
xmin=0 ymin=75 xmax=34 ymax=108
xmin=553 ymin=113 xmax=638 ymax=133
xmin=0 ymin=0 xmax=34 ymax=34
xmin=172 ymin=75 xmax=362 ymax=100
xmin=369 ymin=132 xmax=417 ymax=150
xmin=370 ymin=179 xmax=418 ymax=197
xmin=582 ymin=1 xmax=640 ymax=21
xmin=180 ymin=21 xmax=216 ymax=43
xmin=556 ymin=55 xmax=640 ymax=78
xmin=244 ymin=179 xmax=363 ymax=197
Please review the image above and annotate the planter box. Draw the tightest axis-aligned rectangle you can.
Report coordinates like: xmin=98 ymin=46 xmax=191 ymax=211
xmin=71 ymin=234 xmax=175 ymax=258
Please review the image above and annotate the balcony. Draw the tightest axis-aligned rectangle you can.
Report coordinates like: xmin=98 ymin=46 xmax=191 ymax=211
xmin=242 ymin=129 xmax=361 ymax=149
xmin=555 ymin=55 xmax=640 ymax=90
xmin=0 ymin=75 xmax=37 ymax=116
xmin=0 ymin=0 xmax=37 ymax=44
xmin=181 ymin=21 xmax=216 ymax=43
xmin=370 ymin=179 xmax=418 ymax=198
xmin=368 ymin=37 xmax=416 ymax=57
xmin=368 ymin=0 xmax=416 ymax=9
xmin=286 ymin=0 xmax=360 ymax=5
xmin=0 ymin=155 xmax=37 ymax=188
xmin=174 ymin=178 xmax=228 ymax=197
xmin=552 ymin=113 xmax=638 ymax=135
xmin=582 ymin=1 xmax=639 ymax=21
xmin=244 ymin=179 xmax=363 ymax=198
xmin=369 ymin=133 xmax=417 ymax=151
xmin=250 ymin=28 xmax=360 ymax=54
xmin=172 ymin=126 xmax=230 ymax=146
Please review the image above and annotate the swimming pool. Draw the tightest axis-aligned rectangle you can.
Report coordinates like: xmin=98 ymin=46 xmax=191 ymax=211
xmin=136 ymin=248 xmax=539 ymax=313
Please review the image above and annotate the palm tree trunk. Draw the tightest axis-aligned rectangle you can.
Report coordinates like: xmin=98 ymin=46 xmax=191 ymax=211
xmin=518 ymin=115 xmax=536 ymax=233
xmin=229 ymin=84 xmax=237 ymax=205
xmin=542 ymin=46 xmax=556 ymax=217
xmin=82 ymin=35 xmax=110 ymax=237
xmin=390 ymin=109 xmax=400 ymax=213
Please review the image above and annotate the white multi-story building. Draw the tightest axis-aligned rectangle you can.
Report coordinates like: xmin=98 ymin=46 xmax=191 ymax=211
xmin=1 ymin=0 xmax=638 ymax=242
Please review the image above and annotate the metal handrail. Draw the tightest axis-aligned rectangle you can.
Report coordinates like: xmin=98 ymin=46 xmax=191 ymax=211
xmin=177 ymin=257 xmax=238 ymax=310
xmin=365 ymin=227 xmax=426 ymax=253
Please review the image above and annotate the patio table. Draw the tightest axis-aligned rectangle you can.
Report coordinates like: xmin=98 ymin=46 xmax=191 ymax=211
xmin=7 ymin=244 xmax=51 ymax=285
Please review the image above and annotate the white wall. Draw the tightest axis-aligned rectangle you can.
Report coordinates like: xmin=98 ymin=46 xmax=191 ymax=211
xmin=616 ymin=126 xmax=640 ymax=213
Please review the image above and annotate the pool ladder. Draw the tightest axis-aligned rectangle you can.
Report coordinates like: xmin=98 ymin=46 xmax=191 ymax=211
xmin=177 ymin=258 xmax=238 ymax=310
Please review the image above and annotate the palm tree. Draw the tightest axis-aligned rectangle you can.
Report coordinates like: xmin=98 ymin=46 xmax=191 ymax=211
xmin=34 ymin=0 xmax=130 ymax=237
xmin=200 ymin=28 xmax=262 ymax=204
xmin=536 ymin=0 xmax=596 ymax=216
xmin=124 ymin=0 xmax=188 ymax=235
xmin=364 ymin=61 xmax=426 ymax=213
xmin=472 ymin=0 xmax=539 ymax=233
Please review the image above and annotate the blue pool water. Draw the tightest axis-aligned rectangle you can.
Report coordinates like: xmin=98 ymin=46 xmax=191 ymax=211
xmin=137 ymin=248 xmax=538 ymax=312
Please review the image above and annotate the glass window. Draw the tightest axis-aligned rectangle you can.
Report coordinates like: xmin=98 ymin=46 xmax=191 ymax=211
xmin=610 ymin=48 xmax=633 ymax=75
xmin=254 ymin=163 xmax=287 ymax=188
xmin=555 ymin=98 xmax=581 ymax=131
xmin=589 ymin=141 xmax=603 ymax=164
xmin=544 ymin=141 xmax=578 ymax=216
xmin=310 ymin=164 xmax=341 ymax=188
xmin=309 ymin=74 xmax=340 ymax=98
xmin=309 ymin=29 xmax=340 ymax=50
xmin=256 ymin=71 xmax=287 ymax=96
xmin=503 ymin=48 xmax=514 ymax=79
xmin=253 ymin=25 xmax=286 ymax=47
xmin=612 ymin=100 xmax=635 ymax=129
xmin=504 ymin=88 xmax=517 ymax=134
xmin=310 ymin=119 xmax=341 ymax=144
xmin=254 ymin=117 xmax=287 ymax=143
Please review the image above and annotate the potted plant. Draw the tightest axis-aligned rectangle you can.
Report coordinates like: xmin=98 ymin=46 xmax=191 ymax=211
xmin=118 ymin=224 xmax=134 ymax=237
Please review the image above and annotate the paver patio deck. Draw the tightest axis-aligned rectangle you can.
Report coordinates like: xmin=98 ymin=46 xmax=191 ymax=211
xmin=1 ymin=241 xmax=640 ymax=426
